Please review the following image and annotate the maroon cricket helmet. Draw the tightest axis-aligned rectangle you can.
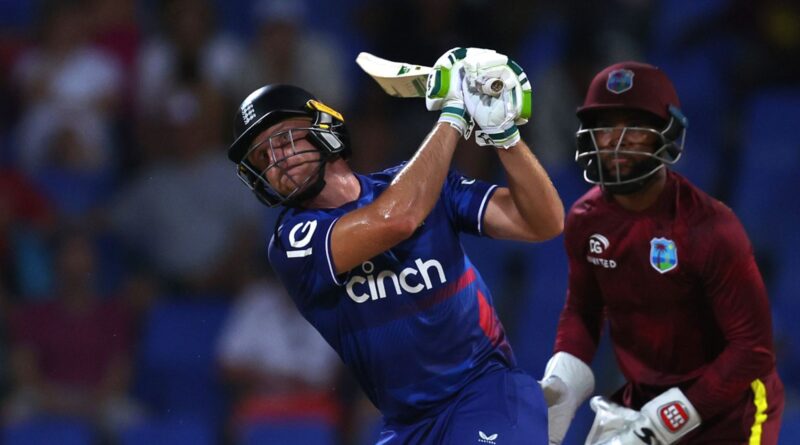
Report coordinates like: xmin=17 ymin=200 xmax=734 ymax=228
xmin=574 ymin=62 xmax=689 ymax=195
xmin=577 ymin=61 xmax=681 ymax=123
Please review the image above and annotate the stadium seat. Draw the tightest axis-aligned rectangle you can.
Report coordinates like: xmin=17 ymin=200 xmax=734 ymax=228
xmin=780 ymin=407 xmax=800 ymax=444
xmin=729 ymin=89 xmax=800 ymax=256
xmin=512 ymin=236 xmax=568 ymax=374
xmin=134 ymin=300 xmax=231 ymax=426
xmin=649 ymin=0 xmax=729 ymax=50
xmin=769 ymin=242 xmax=800 ymax=390
xmin=0 ymin=0 xmax=34 ymax=29
xmin=516 ymin=15 xmax=568 ymax=82
xmin=648 ymin=47 xmax=731 ymax=194
xmin=1 ymin=417 xmax=95 ymax=445
xmin=118 ymin=417 xmax=215 ymax=445
xmin=32 ymin=168 xmax=115 ymax=220
xmin=550 ymin=164 xmax=592 ymax=209
xmin=239 ymin=420 xmax=337 ymax=445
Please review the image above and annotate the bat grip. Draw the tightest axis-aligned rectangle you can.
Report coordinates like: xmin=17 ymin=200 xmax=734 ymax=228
xmin=478 ymin=78 xmax=505 ymax=97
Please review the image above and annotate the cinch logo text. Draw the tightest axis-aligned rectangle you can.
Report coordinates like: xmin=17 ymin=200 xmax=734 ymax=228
xmin=346 ymin=258 xmax=446 ymax=303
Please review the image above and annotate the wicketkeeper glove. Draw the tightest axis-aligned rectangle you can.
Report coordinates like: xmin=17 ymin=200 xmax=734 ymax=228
xmin=584 ymin=388 xmax=701 ymax=445
xmin=540 ymin=352 xmax=596 ymax=445
xmin=461 ymin=52 xmax=532 ymax=148
xmin=426 ymin=47 xmax=497 ymax=137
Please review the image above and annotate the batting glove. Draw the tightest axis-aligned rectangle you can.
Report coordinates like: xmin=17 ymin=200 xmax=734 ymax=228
xmin=585 ymin=388 xmax=701 ymax=445
xmin=426 ymin=47 xmax=497 ymax=137
xmin=461 ymin=53 xmax=532 ymax=148
xmin=540 ymin=352 xmax=596 ymax=445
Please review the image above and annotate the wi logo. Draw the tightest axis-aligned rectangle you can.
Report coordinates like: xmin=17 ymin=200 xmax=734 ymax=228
xmin=478 ymin=431 xmax=498 ymax=444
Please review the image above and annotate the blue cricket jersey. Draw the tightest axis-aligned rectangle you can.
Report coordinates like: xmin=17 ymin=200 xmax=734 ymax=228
xmin=267 ymin=165 xmax=516 ymax=421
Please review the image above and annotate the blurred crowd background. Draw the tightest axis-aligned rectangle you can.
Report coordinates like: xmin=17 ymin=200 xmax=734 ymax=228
xmin=0 ymin=0 xmax=798 ymax=444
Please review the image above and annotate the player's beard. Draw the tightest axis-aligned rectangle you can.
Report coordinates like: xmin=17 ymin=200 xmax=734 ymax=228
xmin=600 ymin=156 xmax=664 ymax=195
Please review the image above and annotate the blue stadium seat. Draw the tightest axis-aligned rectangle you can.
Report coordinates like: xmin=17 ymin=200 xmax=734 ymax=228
xmin=0 ymin=0 xmax=34 ymax=29
xmin=118 ymin=417 xmax=215 ymax=445
xmin=239 ymin=420 xmax=337 ymax=445
xmin=550 ymin=164 xmax=592 ymax=209
xmin=770 ymin=242 xmax=800 ymax=389
xmin=516 ymin=15 xmax=568 ymax=82
xmin=729 ymin=89 xmax=800 ymax=256
xmin=649 ymin=0 xmax=729 ymax=50
xmin=780 ymin=407 xmax=800 ymax=445
xmin=134 ymin=300 xmax=231 ymax=425
xmin=1 ymin=417 xmax=95 ymax=445
xmin=512 ymin=236 xmax=568 ymax=374
xmin=648 ymin=47 xmax=731 ymax=193
xmin=32 ymin=168 xmax=115 ymax=220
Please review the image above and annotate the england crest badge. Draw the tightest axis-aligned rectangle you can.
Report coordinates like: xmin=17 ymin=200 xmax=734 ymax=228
xmin=650 ymin=237 xmax=678 ymax=273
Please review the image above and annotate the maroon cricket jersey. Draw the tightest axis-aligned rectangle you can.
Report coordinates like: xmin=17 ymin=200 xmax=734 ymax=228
xmin=555 ymin=170 xmax=778 ymax=419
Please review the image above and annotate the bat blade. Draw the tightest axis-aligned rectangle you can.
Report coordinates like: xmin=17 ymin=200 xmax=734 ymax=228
xmin=355 ymin=51 xmax=506 ymax=99
xmin=356 ymin=52 xmax=431 ymax=98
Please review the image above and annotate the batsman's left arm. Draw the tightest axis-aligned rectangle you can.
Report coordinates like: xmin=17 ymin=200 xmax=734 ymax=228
xmin=483 ymin=139 xmax=564 ymax=242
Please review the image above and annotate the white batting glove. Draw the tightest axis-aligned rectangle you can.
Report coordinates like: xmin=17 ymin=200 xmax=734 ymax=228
xmin=462 ymin=53 xmax=532 ymax=148
xmin=585 ymin=388 xmax=701 ymax=445
xmin=426 ymin=47 xmax=496 ymax=137
xmin=540 ymin=352 xmax=596 ymax=445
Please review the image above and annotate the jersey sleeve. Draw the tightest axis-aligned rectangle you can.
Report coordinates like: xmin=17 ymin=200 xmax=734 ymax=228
xmin=267 ymin=212 xmax=344 ymax=308
xmin=684 ymin=207 xmax=776 ymax=420
xmin=553 ymin=210 xmax=605 ymax=364
xmin=442 ymin=169 xmax=498 ymax=237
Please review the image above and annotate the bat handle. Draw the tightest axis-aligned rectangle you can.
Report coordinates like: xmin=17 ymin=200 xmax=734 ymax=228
xmin=478 ymin=78 xmax=505 ymax=97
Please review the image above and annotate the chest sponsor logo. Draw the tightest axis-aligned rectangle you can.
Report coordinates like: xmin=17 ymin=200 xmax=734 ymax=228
xmin=346 ymin=258 xmax=447 ymax=303
xmin=286 ymin=220 xmax=317 ymax=258
xmin=586 ymin=233 xmax=617 ymax=269
xmin=650 ymin=237 xmax=678 ymax=273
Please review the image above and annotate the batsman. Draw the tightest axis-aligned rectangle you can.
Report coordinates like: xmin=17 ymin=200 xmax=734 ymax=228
xmin=540 ymin=61 xmax=785 ymax=445
xmin=226 ymin=48 xmax=563 ymax=443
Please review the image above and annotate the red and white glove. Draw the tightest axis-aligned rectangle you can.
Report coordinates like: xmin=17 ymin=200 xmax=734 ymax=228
xmin=585 ymin=388 xmax=701 ymax=445
xmin=540 ymin=352 xmax=596 ymax=445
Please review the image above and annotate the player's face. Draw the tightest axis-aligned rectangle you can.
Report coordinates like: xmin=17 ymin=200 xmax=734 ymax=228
xmin=247 ymin=118 xmax=323 ymax=196
xmin=591 ymin=110 xmax=662 ymax=176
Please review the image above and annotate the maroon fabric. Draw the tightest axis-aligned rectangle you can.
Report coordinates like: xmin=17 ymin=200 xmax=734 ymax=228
xmin=555 ymin=170 xmax=781 ymax=420
xmin=9 ymin=299 xmax=135 ymax=387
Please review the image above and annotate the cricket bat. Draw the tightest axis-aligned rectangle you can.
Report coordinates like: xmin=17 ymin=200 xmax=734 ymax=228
xmin=356 ymin=52 xmax=504 ymax=98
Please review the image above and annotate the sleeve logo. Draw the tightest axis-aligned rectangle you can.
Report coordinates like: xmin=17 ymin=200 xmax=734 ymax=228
xmin=286 ymin=220 xmax=317 ymax=258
